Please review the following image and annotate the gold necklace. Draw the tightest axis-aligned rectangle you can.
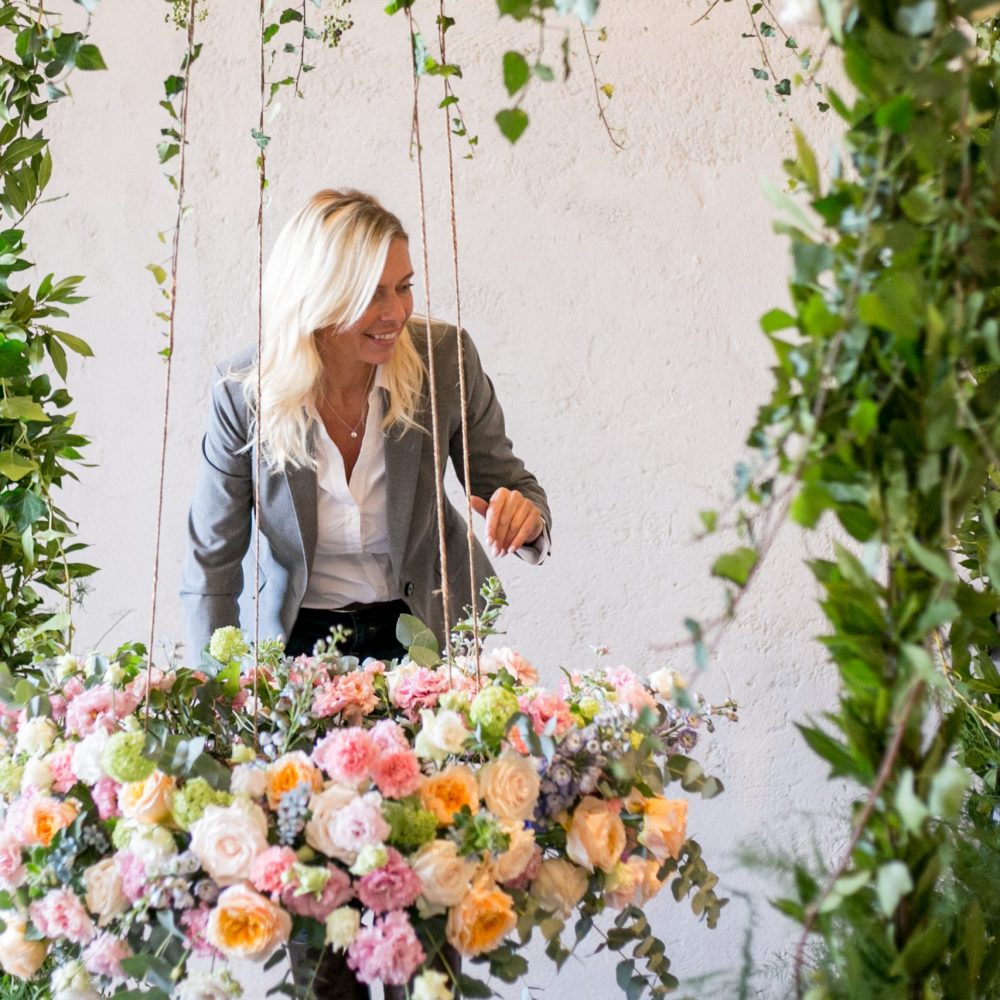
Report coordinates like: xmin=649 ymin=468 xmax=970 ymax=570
xmin=325 ymin=366 xmax=376 ymax=439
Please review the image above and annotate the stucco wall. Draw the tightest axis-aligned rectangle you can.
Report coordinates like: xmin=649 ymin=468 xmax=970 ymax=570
xmin=30 ymin=1 xmax=850 ymax=996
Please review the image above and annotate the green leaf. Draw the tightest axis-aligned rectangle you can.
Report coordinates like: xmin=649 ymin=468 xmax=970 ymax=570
xmin=280 ymin=7 xmax=304 ymax=22
xmin=251 ymin=128 xmax=271 ymax=150
xmin=496 ymin=107 xmax=529 ymax=143
xmin=396 ymin=613 xmax=435 ymax=648
xmin=928 ymin=765 xmax=971 ymax=821
xmin=0 ymin=450 xmax=37 ymax=481
xmin=792 ymin=128 xmax=820 ymax=197
xmin=874 ymin=94 xmax=914 ymax=133
xmin=905 ymin=537 xmax=952 ymax=581
xmin=263 ymin=22 xmax=280 ymax=44
xmin=875 ymin=861 xmax=913 ymax=916
xmin=0 ymin=397 xmax=49 ymax=422
xmin=711 ymin=546 xmax=758 ymax=586
xmin=52 ymin=329 xmax=94 ymax=357
xmin=503 ymin=51 xmax=531 ymax=96
xmin=698 ymin=509 xmax=717 ymax=533
xmin=760 ymin=308 xmax=796 ymax=333
xmin=74 ymin=43 xmax=107 ymax=71
xmin=894 ymin=769 xmax=929 ymax=834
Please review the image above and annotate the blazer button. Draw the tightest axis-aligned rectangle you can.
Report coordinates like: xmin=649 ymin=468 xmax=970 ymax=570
xmin=404 ymin=581 xmax=414 ymax=597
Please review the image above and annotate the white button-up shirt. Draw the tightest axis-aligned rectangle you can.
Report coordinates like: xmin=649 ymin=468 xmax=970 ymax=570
xmin=300 ymin=367 xmax=400 ymax=609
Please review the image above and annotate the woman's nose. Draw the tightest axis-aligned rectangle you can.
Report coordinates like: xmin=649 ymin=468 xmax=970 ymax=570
xmin=381 ymin=294 xmax=407 ymax=323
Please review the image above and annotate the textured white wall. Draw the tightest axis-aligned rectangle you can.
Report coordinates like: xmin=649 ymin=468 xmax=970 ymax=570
xmin=29 ymin=1 xmax=851 ymax=996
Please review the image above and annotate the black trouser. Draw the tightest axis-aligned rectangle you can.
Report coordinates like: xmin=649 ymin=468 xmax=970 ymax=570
xmin=286 ymin=600 xmax=457 ymax=999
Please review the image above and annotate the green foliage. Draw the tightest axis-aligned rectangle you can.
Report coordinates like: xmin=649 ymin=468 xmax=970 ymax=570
xmin=0 ymin=1 xmax=101 ymax=670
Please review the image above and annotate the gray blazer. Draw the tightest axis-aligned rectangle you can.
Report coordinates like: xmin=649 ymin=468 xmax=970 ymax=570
xmin=180 ymin=323 xmax=551 ymax=657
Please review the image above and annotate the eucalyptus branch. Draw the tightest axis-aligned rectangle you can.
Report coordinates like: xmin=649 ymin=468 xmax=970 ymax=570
xmin=792 ymin=677 xmax=926 ymax=997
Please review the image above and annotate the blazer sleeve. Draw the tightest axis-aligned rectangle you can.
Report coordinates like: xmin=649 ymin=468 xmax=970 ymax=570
xmin=179 ymin=366 xmax=253 ymax=657
xmin=448 ymin=329 xmax=552 ymax=562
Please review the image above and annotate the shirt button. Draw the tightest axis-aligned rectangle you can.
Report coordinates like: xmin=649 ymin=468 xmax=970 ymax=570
xmin=404 ymin=581 xmax=414 ymax=597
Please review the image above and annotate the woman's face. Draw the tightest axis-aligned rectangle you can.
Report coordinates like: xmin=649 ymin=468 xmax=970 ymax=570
xmin=327 ymin=238 xmax=414 ymax=369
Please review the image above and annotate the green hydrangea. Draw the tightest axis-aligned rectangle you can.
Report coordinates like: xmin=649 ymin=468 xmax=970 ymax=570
xmin=439 ymin=689 xmax=471 ymax=714
xmin=171 ymin=777 xmax=233 ymax=830
xmin=469 ymin=686 xmax=520 ymax=743
xmin=101 ymin=732 xmax=156 ymax=784
xmin=383 ymin=799 xmax=438 ymax=851
xmin=0 ymin=756 xmax=23 ymax=796
xmin=112 ymin=819 xmax=135 ymax=850
xmin=209 ymin=626 xmax=249 ymax=663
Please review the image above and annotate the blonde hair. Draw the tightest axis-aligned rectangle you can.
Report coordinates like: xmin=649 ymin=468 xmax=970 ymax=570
xmin=232 ymin=189 xmax=425 ymax=470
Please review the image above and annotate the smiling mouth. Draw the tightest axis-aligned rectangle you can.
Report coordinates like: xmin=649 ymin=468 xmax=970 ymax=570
xmin=367 ymin=331 xmax=399 ymax=342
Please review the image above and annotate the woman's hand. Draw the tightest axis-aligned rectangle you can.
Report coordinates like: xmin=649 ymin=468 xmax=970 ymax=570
xmin=469 ymin=488 xmax=545 ymax=557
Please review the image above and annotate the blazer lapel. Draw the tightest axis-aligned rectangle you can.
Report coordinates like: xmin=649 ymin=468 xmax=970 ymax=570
xmin=283 ymin=426 xmax=319 ymax=576
xmin=384 ymin=389 xmax=425 ymax=577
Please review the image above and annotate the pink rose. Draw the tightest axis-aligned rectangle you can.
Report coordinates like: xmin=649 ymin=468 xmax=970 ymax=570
xmin=312 ymin=728 xmax=375 ymax=787
xmin=0 ymin=833 xmax=25 ymax=890
xmin=356 ymin=849 xmax=422 ymax=913
xmin=249 ymin=846 xmax=298 ymax=895
xmin=371 ymin=750 xmax=422 ymax=799
xmin=328 ymin=792 xmax=390 ymax=864
xmin=369 ymin=720 xmax=409 ymax=754
xmin=347 ymin=911 xmax=425 ymax=986
xmin=29 ymin=887 xmax=95 ymax=944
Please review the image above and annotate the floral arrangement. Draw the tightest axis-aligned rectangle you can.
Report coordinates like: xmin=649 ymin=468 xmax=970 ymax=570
xmin=0 ymin=590 xmax=736 ymax=999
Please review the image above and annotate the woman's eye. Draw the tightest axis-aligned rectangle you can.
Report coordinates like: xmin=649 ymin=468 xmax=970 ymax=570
xmin=399 ymin=284 xmax=413 ymax=293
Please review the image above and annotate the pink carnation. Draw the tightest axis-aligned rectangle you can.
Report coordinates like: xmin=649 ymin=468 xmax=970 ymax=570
xmin=355 ymin=849 xmax=422 ymax=913
xmin=128 ymin=667 xmax=175 ymax=700
xmin=362 ymin=658 xmax=386 ymax=675
xmin=522 ymin=691 xmax=574 ymax=738
xmin=616 ymin=680 xmax=656 ymax=713
xmin=312 ymin=671 xmax=378 ymax=722
xmin=369 ymin=720 xmax=409 ymax=754
xmin=371 ymin=749 xmax=422 ymax=799
xmin=331 ymin=792 xmax=391 ymax=856
xmin=29 ymin=887 xmax=95 ymax=944
xmin=0 ymin=832 xmax=25 ymax=890
xmin=280 ymin=865 xmax=353 ymax=920
xmin=63 ymin=676 xmax=86 ymax=701
xmin=312 ymin=728 xmax=375 ymax=787
xmin=0 ymin=702 xmax=20 ymax=735
xmin=115 ymin=852 xmax=148 ymax=902
xmin=392 ymin=667 xmax=450 ymax=716
xmin=92 ymin=778 xmax=122 ymax=820
xmin=347 ymin=911 xmax=426 ymax=986
xmin=48 ymin=695 xmax=67 ymax=722
xmin=249 ymin=846 xmax=298 ymax=895
xmin=180 ymin=904 xmax=219 ymax=958
xmin=83 ymin=932 xmax=132 ymax=981
xmin=48 ymin=746 xmax=77 ymax=794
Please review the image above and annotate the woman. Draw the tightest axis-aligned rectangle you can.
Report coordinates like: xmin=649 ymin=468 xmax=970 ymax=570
xmin=180 ymin=189 xmax=550 ymax=997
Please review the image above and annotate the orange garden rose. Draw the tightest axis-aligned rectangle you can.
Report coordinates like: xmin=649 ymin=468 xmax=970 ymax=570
xmin=638 ymin=797 xmax=687 ymax=861
xmin=445 ymin=877 xmax=517 ymax=956
xmin=119 ymin=770 xmax=175 ymax=824
xmin=419 ymin=765 xmax=479 ymax=825
xmin=264 ymin=751 xmax=322 ymax=809
xmin=565 ymin=796 xmax=626 ymax=873
xmin=20 ymin=795 xmax=77 ymax=847
xmin=206 ymin=884 xmax=291 ymax=960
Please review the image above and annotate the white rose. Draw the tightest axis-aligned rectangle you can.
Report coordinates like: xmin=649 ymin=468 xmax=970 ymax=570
xmin=15 ymin=717 xmax=57 ymax=758
xmin=478 ymin=754 xmax=540 ymax=823
xmin=55 ymin=655 xmax=81 ymax=680
xmin=410 ymin=839 xmax=477 ymax=908
xmin=189 ymin=799 xmax=268 ymax=887
xmin=303 ymin=784 xmax=357 ymax=858
xmin=413 ymin=970 xmax=453 ymax=1000
xmin=530 ymin=858 xmax=589 ymax=918
xmin=51 ymin=960 xmax=100 ymax=1000
xmin=83 ymin=858 xmax=128 ymax=927
xmin=230 ymin=764 xmax=266 ymax=799
xmin=173 ymin=972 xmax=241 ymax=1000
xmin=0 ymin=913 xmax=46 ymax=979
xmin=325 ymin=906 xmax=361 ymax=951
xmin=21 ymin=757 xmax=52 ymax=793
xmin=71 ymin=729 xmax=110 ymax=785
xmin=490 ymin=822 xmax=536 ymax=884
xmin=128 ymin=824 xmax=178 ymax=871
xmin=647 ymin=668 xmax=684 ymax=700
xmin=414 ymin=709 xmax=469 ymax=763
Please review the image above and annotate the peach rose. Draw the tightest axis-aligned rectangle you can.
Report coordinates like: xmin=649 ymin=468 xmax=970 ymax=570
xmin=264 ymin=751 xmax=322 ymax=809
xmin=189 ymin=799 xmax=269 ymax=886
xmin=205 ymin=884 xmax=291 ymax=961
xmin=477 ymin=755 xmax=540 ymax=823
xmin=489 ymin=823 xmax=536 ymax=884
xmin=565 ymin=796 xmax=626 ymax=873
xmin=19 ymin=795 xmax=77 ymax=847
xmin=530 ymin=858 xmax=589 ymax=918
xmin=83 ymin=858 xmax=128 ymax=927
xmin=445 ymin=877 xmax=516 ymax=957
xmin=0 ymin=914 xmax=46 ymax=979
xmin=638 ymin=797 xmax=687 ymax=861
xmin=118 ymin=771 xmax=175 ymax=825
xmin=419 ymin=765 xmax=479 ymax=826
xmin=410 ymin=840 xmax=478 ymax=909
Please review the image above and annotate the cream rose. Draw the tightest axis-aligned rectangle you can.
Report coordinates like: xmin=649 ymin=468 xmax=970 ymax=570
xmin=230 ymin=763 xmax=266 ymax=799
xmin=477 ymin=754 xmax=540 ymax=823
xmin=118 ymin=771 xmax=175 ymax=825
xmin=565 ymin=796 xmax=626 ymax=873
xmin=530 ymin=858 xmax=589 ymax=918
xmin=16 ymin=717 xmax=57 ymax=758
xmin=205 ymin=884 xmax=291 ymax=961
xmin=303 ymin=784 xmax=357 ymax=858
xmin=414 ymin=709 xmax=470 ymax=763
xmin=0 ymin=914 xmax=47 ymax=979
xmin=83 ymin=858 xmax=128 ymax=927
xmin=490 ymin=822 xmax=536 ymax=884
xmin=410 ymin=839 xmax=478 ymax=908
xmin=638 ymin=797 xmax=687 ymax=861
xmin=21 ymin=757 xmax=52 ymax=793
xmin=189 ymin=799 xmax=268 ymax=886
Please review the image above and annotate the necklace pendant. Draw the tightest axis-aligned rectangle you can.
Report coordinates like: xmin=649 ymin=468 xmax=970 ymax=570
xmin=350 ymin=431 xmax=358 ymax=438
